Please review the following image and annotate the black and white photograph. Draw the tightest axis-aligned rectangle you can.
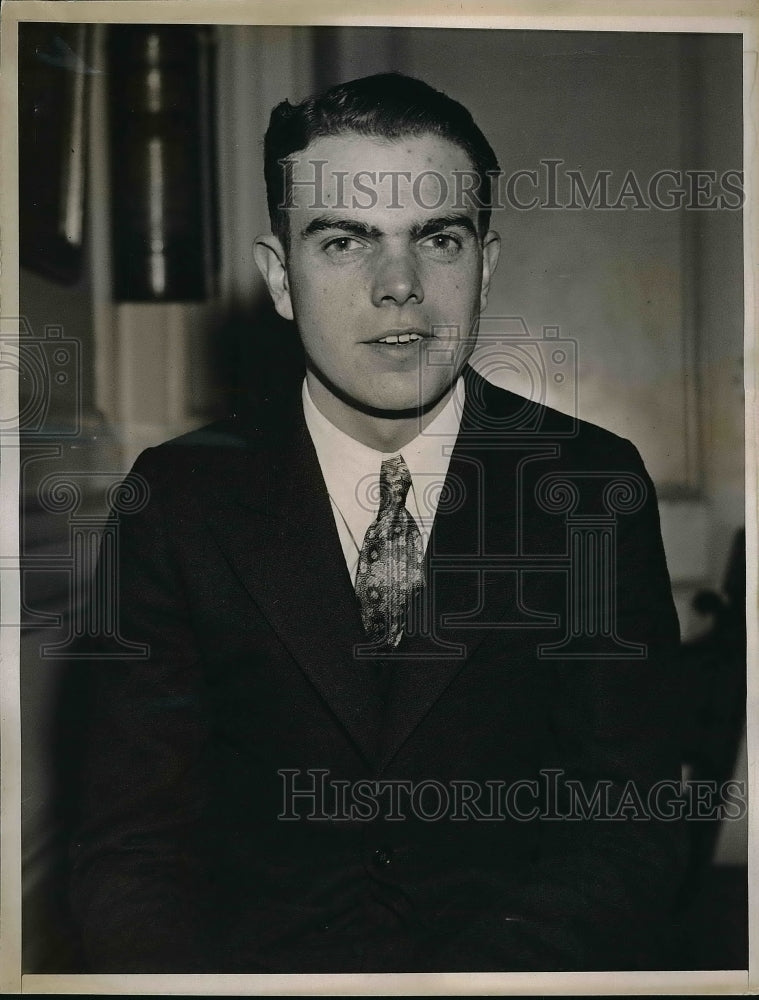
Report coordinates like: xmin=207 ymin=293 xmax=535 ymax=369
xmin=0 ymin=2 xmax=754 ymax=993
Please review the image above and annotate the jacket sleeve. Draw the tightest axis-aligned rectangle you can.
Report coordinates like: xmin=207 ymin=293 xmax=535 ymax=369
xmin=69 ymin=448 xmax=221 ymax=972
xmin=423 ymin=437 xmax=687 ymax=971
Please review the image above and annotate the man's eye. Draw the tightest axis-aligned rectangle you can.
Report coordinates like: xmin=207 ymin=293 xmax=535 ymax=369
xmin=323 ymin=236 xmax=364 ymax=254
xmin=422 ymin=233 xmax=463 ymax=255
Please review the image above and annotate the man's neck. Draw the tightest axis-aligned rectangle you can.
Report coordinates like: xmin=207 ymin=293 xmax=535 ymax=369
xmin=305 ymin=373 xmax=455 ymax=453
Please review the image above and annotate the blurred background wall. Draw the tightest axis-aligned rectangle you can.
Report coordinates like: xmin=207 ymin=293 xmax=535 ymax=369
xmin=18 ymin=24 xmax=745 ymax=971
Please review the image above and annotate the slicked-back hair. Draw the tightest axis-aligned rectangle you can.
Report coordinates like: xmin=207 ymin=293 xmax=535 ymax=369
xmin=263 ymin=72 xmax=501 ymax=250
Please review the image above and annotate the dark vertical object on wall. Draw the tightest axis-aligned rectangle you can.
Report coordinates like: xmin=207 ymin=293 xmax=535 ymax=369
xmin=107 ymin=25 xmax=218 ymax=301
xmin=19 ymin=23 xmax=91 ymax=283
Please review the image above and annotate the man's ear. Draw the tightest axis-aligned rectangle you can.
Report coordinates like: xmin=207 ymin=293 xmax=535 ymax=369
xmin=479 ymin=230 xmax=501 ymax=312
xmin=253 ymin=234 xmax=293 ymax=321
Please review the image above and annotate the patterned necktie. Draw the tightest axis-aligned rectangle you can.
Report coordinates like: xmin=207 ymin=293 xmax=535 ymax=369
xmin=355 ymin=454 xmax=425 ymax=648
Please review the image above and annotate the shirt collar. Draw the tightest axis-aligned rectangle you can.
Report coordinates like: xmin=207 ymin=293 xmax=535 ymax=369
xmin=302 ymin=376 xmax=465 ymax=544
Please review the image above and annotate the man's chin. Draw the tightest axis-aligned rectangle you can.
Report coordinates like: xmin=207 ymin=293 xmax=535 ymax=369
xmin=308 ymin=365 xmax=454 ymax=421
xmin=341 ymin=386 xmax=454 ymax=420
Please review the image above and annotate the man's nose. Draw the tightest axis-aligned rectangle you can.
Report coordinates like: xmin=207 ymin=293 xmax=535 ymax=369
xmin=371 ymin=248 xmax=424 ymax=307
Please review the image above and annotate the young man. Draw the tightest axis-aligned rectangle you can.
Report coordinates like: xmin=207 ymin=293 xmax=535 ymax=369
xmin=71 ymin=73 xmax=684 ymax=973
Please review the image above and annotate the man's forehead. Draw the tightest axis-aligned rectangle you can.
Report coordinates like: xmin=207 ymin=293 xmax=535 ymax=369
xmin=285 ymin=131 xmax=479 ymax=219
xmin=289 ymin=130 xmax=475 ymax=173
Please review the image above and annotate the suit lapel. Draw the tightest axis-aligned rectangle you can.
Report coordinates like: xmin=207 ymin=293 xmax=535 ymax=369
xmin=375 ymin=441 xmax=483 ymax=768
xmin=377 ymin=369 xmax=559 ymax=770
xmin=202 ymin=396 xmax=385 ymax=768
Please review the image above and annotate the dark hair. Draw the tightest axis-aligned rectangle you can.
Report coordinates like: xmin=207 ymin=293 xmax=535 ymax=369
xmin=264 ymin=72 xmax=500 ymax=248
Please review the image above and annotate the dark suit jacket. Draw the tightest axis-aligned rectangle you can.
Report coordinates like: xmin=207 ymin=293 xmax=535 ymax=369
xmin=70 ymin=366 xmax=685 ymax=973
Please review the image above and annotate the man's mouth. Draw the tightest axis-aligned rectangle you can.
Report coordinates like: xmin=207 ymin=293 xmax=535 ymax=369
xmin=370 ymin=329 xmax=429 ymax=345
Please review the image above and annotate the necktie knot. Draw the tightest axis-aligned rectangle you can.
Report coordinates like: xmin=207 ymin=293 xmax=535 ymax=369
xmin=378 ymin=454 xmax=412 ymax=513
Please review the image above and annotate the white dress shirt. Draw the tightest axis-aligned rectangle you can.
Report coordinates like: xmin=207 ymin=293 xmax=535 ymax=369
xmin=303 ymin=377 xmax=466 ymax=584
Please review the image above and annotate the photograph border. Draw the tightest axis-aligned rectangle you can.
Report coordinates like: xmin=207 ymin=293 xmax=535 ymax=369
xmin=1 ymin=1 xmax=756 ymax=994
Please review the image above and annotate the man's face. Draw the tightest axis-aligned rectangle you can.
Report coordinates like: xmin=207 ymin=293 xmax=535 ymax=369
xmin=256 ymin=131 xmax=500 ymax=431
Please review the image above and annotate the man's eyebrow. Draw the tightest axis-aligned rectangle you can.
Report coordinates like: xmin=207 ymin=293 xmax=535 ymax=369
xmin=411 ymin=214 xmax=479 ymax=240
xmin=300 ymin=216 xmax=383 ymax=240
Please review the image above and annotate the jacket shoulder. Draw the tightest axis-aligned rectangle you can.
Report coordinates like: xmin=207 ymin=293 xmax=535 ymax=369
xmin=129 ymin=394 xmax=294 ymax=475
xmin=473 ymin=374 xmax=643 ymax=468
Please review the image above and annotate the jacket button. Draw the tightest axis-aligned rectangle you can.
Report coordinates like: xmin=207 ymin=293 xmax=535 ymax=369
xmin=373 ymin=848 xmax=392 ymax=867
